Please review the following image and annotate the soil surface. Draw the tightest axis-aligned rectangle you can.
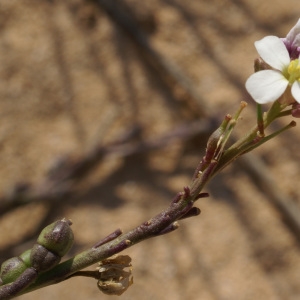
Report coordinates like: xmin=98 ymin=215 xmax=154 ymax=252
xmin=1 ymin=0 xmax=300 ymax=299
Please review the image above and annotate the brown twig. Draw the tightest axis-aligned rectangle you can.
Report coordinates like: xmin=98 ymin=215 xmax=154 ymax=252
xmin=15 ymin=173 xmax=206 ymax=298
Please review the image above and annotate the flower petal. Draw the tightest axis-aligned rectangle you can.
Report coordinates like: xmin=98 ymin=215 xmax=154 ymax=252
xmin=255 ymin=36 xmax=290 ymax=71
xmin=282 ymin=19 xmax=300 ymax=59
xmin=245 ymin=70 xmax=288 ymax=104
xmin=285 ymin=18 xmax=300 ymax=47
xmin=291 ymin=81 xmax=300 ymax=103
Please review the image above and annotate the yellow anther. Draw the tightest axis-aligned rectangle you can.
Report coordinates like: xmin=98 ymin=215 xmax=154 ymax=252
xmin=287 ymin=59 xmax=300 ymax=83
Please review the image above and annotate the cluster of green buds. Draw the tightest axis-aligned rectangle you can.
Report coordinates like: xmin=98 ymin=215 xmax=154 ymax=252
xmin=0 ymin=218 xmax=74 ymax=286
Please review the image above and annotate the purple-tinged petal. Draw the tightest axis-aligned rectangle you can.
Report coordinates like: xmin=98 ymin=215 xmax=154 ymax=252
xmin=245 ymin=70 xmax=288 ymax=104
xmin=291 ymin=81 xmax=300 ymax=103
xmin=283 ymin=19 xmax=300 ymax=59
xmin=255 ymin=36 xmax=290 ymax=71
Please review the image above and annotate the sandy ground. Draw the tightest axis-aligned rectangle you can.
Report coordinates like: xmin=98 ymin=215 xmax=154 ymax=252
xmin=1 ymin=0 xmax=300 ymax=299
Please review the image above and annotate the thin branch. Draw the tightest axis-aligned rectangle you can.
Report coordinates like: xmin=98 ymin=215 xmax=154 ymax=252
xmin=17 ymin=183 xmax=206 ymax=297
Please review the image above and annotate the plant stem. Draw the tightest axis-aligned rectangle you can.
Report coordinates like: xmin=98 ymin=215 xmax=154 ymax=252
xmin=17 ymin=186 xmax=202 ymax=296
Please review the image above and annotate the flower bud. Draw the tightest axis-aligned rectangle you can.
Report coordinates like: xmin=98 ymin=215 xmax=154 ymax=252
xmin=30 ymin=244 xmax=61 ymax=272
xmin=0 ymin=257 xmax=27 ymax=285
xmin=254 ymin=57 xmax=271 ymax=72
xmin=19 ymin=249 xmax=32 ymax=268
xmin=201 ymin=115 xmax=230 ymax=167
xmin=37 ymin=218 xmax=74 ymax=257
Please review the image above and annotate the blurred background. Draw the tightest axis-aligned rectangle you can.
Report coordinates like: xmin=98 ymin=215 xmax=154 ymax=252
xmin=1 ymin=0 xmax=300 ymax=299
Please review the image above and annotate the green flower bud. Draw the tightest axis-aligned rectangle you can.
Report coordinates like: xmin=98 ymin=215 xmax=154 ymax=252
xmin=37 ymin=218 xmax=74 ymax=257
xmin=19 ymin=249 xmax=32 ymax=268
xmin=30 ymin=244 xmax=61 ymax=272
xmin=0 ymin=257 xmax=27 ymax=285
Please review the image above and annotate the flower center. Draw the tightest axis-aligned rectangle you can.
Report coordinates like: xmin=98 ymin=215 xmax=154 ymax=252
xmin=287 ymin=59 xmax=300 ymax=83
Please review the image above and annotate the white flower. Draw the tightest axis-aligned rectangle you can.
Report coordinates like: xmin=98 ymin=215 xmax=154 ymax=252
xmin=245 ymin=35 xmax=300 ymax=104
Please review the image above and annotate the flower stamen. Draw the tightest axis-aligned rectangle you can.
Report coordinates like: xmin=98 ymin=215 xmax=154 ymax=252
xmin=287 ymin=59 xmax=300 ymax=83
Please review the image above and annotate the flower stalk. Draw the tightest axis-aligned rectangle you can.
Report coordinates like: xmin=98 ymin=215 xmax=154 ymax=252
xmin=0 ymin=94 xmax=297 ymax=299
xmin=1 ymin=18 xmax=300 ymax=300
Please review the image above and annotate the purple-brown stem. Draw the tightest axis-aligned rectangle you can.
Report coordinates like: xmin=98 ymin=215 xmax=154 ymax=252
xmin=18 ymin=186 xmax=201 ymax=296
xmin=0 ymin=268 xmax=37 ymax=300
